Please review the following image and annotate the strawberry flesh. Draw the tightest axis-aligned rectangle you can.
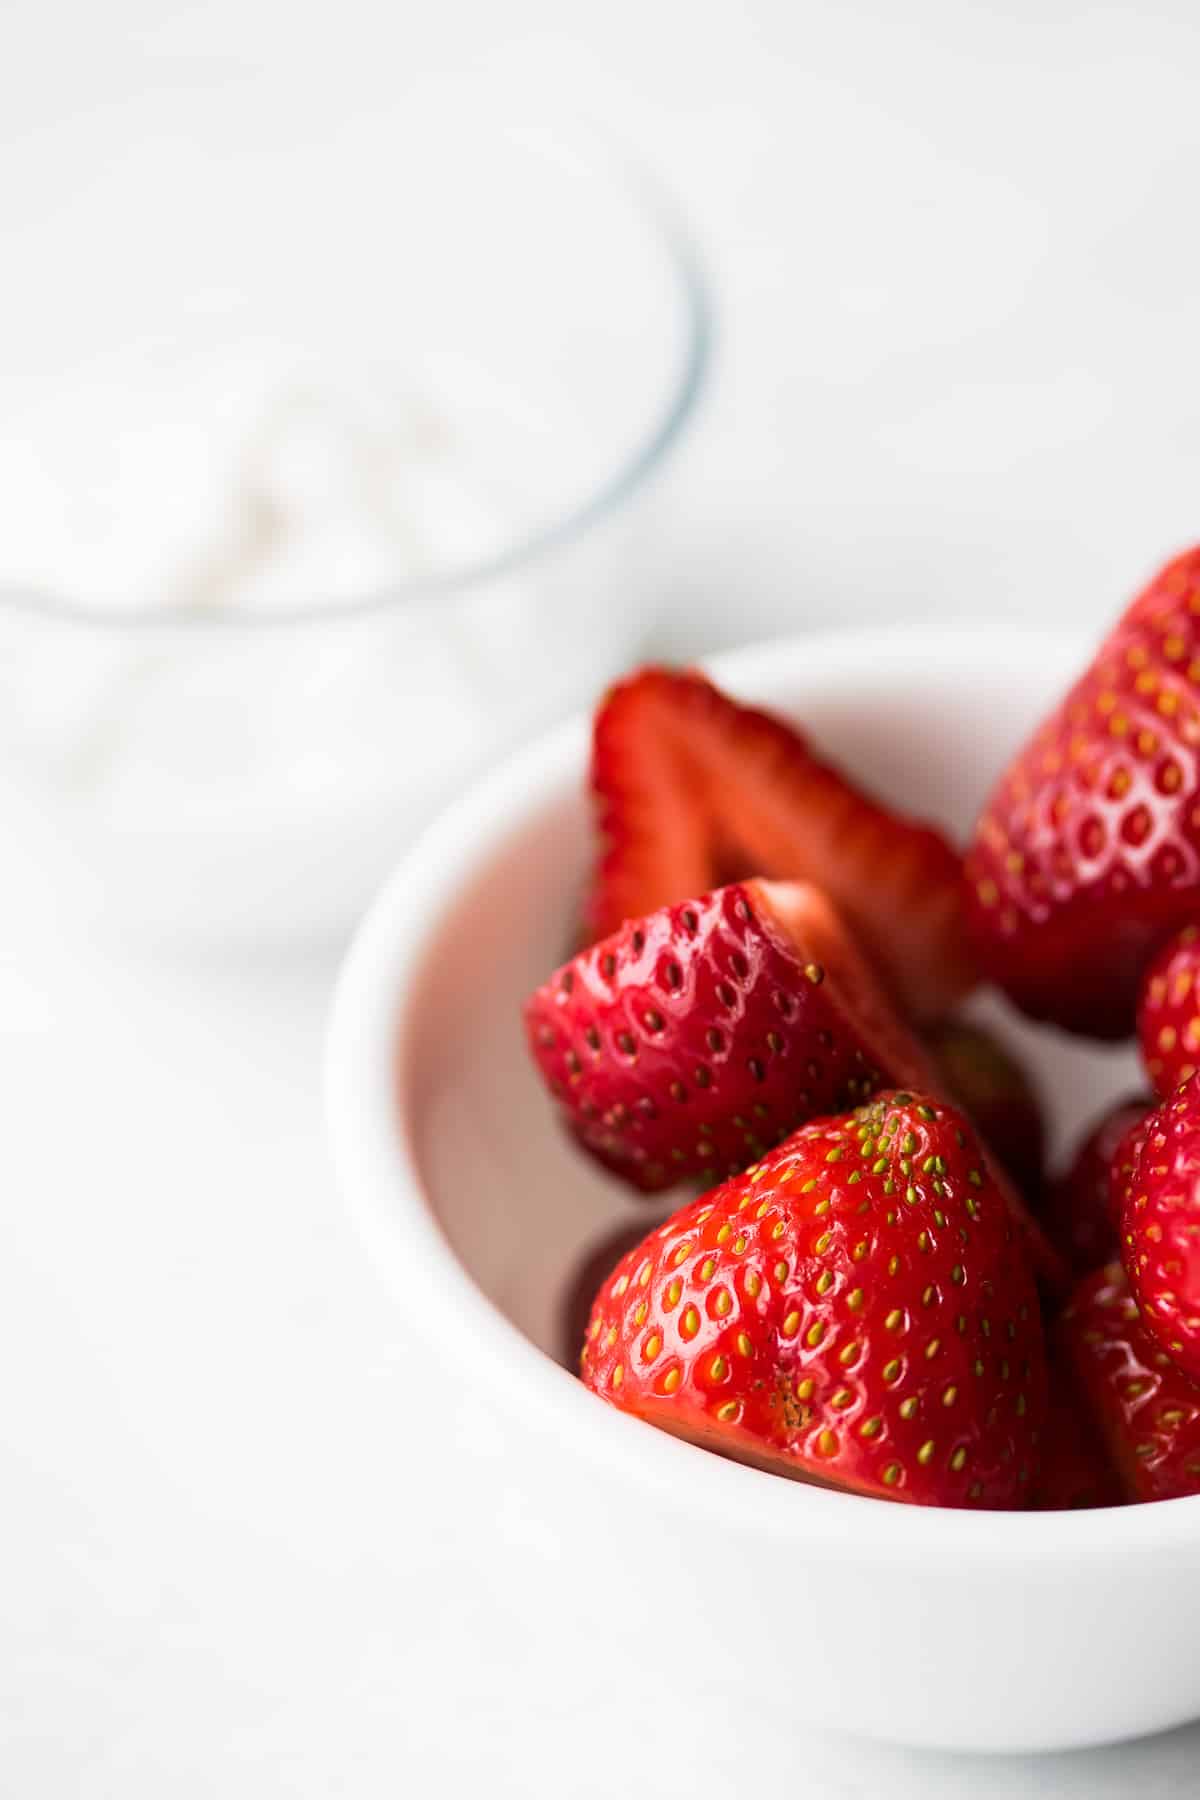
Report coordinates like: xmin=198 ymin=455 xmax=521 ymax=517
xmin=965 ymin=545 xmax=1200 ymax=1038
xmin=581 ymin=1091 xmax=1046 ymax=1508
xmin=525 ymin=878 xmax=937 ymax=1194
xmin=1120 ymin=1072 xmax=1200 ymax=1382
xmin=1059 ymin=1261 xmax=1200 ymax=1501
xmin=588 ymin=666 xmax=975 ymax=1020
xmin=1137 ymin=922 xmax=1200 ymax=1097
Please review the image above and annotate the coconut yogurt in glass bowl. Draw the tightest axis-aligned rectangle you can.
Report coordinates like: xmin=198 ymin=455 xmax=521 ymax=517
xmin=0 ymin=87 xmax=709 ymax=940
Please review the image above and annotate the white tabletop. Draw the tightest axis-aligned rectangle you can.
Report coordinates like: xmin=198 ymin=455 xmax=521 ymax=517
xmin=6 ymin=2 xmax=1200 ymax=1793
xmin=5 ymin=902 xmax=1199 ymax=1794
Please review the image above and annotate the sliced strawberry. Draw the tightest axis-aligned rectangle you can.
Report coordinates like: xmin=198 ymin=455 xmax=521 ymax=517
xmin=1059 ymin=1261 xmax=1200 ymax=1501
xmin=1120 ymin=1072 xmax=1200 ymax=1382
xmin=965 ymin=545 xmax=1200 ymax=1038
xmin=1137 ymin=922 xmax=1200 ymax=1096
xmin=581 ymin=1091 xmax=1046 ymax=1507
xmin=925 ymin=1018 xmax=1045 ymax=1198
xmin=526 ymin=878 xmax=938 ymax=1195
xmin=527 ymin=878 xmax=1067 ymax=1292
xmin=561 ymin=1219 xmax=658 ymax=1369
xmin=588 ymin=666 xmax=974 ymax=1020
xmin=1032 ymin=1355 xmax=1123 ymax=1510
xmin=1041 ymin=1095 xmax=1153 ymax=1274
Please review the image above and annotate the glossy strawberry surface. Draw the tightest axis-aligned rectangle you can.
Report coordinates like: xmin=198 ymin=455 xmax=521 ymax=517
xmin=526 ymin=879 xmax=935 ymax=1194
xmin=926 ymin=1018 xmax=1045 ymax=1197
xmin=1060 ymin=1261 xmax=1200 ymax=1502
xmin=1120 ymin=1073 xmax=1200 ymax=1381
xmin=1042 ymin=1095 xmax=1152 ymax=1274
xmin=581 ymin=1092 xmax=1046 ymax=1508
xmin=966 ymin=546 xmax=1200 ymax=1037
xmin=1137 ymin=923 xmax=1200 ymax=1096
xmin=561 ymin=1219 xmax=656 ymax=1369
xmin=588 ymin=666 xmax=974 ymax=1020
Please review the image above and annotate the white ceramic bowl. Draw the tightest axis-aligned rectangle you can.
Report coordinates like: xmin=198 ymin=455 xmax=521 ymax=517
xmin=327 ymin=626 xmax=1200 ymax=1755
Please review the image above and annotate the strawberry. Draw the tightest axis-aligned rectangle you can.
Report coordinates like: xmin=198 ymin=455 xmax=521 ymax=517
xmin=1032 ymin=1356 xmax=1123 ymax=1510
xmin=965 ymin=545 xmax=1200 ymax=1037
xmin=561 ymin=1219 xmax=657 ymax=1368
xmin=1137 ymin=922 xmax=1200 ymax=1096
xmin=1059 ymin=1261 xmax=1200 ymax=1501
xmin=525 ymin=878 xmax=937 ymax=1195
xmin=1041 ymin=1095 xmax=1152 ymax=1274
xmin=1119 ymin=1072 xmax=1200 ymax=1381
xmin=527 ymin=878 xmax=1067 ymax=1291
xmin=925 ymin=1018 xmax=1045 ymax=1197
xmin=588 ymin=666 xmax=974 ymax=1020
xmin=581 ymin=1091 xmax=1046 ymax=1508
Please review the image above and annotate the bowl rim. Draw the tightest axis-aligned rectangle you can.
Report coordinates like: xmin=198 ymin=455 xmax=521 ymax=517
xmin=0 ymin=139 xmax=712 ymax=635
xmin=327 ymin=622 xmax=1200 ymax=1559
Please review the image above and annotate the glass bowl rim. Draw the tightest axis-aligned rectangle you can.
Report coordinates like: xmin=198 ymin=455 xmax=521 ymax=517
xmin=0 ymin=151 xmax=713 ymax=636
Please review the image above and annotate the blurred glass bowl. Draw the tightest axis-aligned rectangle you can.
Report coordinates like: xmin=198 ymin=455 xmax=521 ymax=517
xmin=0 ymin=95 xmax=710 ymax=940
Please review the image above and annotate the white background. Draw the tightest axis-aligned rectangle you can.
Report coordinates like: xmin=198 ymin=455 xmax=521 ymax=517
xmin=5 ymin=1 xmax=1200 ymax=1793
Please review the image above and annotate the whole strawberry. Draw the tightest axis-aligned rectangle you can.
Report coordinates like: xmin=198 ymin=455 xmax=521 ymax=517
xmin=1138 ymin=923 xmax=1200 ymax=1096
xmin=1042 ymin=1095 xmax=1152 ymax=1273
xmin=581 ymin=1091 xmax=1046 ymax=1508
xmin=1032 ymin=1357 xmax=1122 ymax=1511
xmin=526 ymin=878 xmax=937 ymax=1194
xmin=925 ymin=1018 xmax=1045 ymax=1197
xmin=1059 ymin=1261 xmax=1200 ymax=1502
xmin=965 ymin=545 xmax=1200 ymax=1037
xmin=1120 ymin=1072 xmax=1200 ymax=1381
xmin=588 ymin=666 xmax=975 ymax=1020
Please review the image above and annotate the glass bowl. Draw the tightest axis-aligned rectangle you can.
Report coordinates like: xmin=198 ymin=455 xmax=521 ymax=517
xmin=0 ymin=90 xmax=710 ymax=940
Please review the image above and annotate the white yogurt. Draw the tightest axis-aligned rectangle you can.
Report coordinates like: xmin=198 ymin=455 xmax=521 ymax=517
xmin=0 ymin=337 xmax=648 ymax=938
xmin=0 ymin=94 xmax=700 ymax=937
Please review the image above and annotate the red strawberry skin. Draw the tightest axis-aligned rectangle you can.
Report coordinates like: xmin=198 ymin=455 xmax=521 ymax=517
xmin=965 ymin=546 xmax=1200 ymax=1037
xmin=1032 ymin=1356 xmax=1123 ymax=1510
xmin=525 ymin=879 xmax=936 ymax=1194
xmin=925 ymin=1019 xmax=1045 ymax=1198
xmin=1121 ymin=1073 xmax=1200 ymax=1381
xmin=581 ymin=1092 xmax=1046 ymax=1508
xmin=1042 ymin=1095 xmax=1152 ymax=1274
xmin=588 ymin=666 xmax=975 ymax=1020
xmin=1059 ymin=1261 xmax=1200 ymax=1501
xmin=1138 ymin=923 xmax=1200 ymax=1096
xmin=561 ymin=1219 xmax=656 ymax=1369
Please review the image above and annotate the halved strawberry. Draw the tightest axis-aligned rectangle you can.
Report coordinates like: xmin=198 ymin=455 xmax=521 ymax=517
xmin=925 ymin=1018 xmax=1045 ymax=1198
xmin=1032 ymin=1356 xmax=1123 ymax=1510
xmin=581 ymin=1091 xmax=1046 ymax=1507
xmin=1042 ymin=1095 xmax=1153 ymax=1274
xmin=1059 ymin=1261 xmax=1200 ymax=1501
xmin=966 ymin=545 xmax=1200 ymax=1038
xmin=1120 ymin=1072 xmax=1200 ymax=1382
xmin=527 ymin=878 xmax=1068 ymax=1290
xmin=588 ymin=667 xmax=974 ymax=1020
xmin=526 ymin=878 xmax=937 ymax=1195
xmin=1137 ymin=923 xmax=1200 ymax=1096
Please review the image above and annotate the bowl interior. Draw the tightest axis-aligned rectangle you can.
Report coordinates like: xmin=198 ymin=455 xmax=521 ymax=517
xmin=402 ymin=629 xmax=1140 ymax=1363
